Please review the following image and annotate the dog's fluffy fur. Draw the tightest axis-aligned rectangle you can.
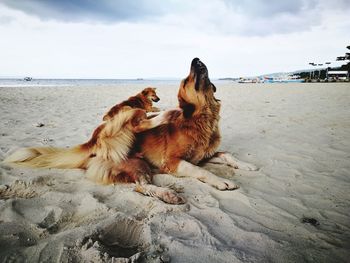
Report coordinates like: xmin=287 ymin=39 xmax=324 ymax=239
xmin=103 ymin=87 xmax=160 ymax=121
xmin=4 ymin=96 xmax=184 ymax=204
xmin=133 ymin=58 xmax=257 ymax=190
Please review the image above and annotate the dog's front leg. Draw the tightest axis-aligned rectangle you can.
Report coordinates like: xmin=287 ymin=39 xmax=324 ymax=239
xmin=207 ymin=152 xmax=258 ymax=171
xmin=150 ymin=106 xmax=160 ymax=112
xmin=134 ymin=183 xmax=185 ymax=205
xmin=133 ymin=109 xmax=182 ymax=133
xmin=166 ymin=159 xmax=239 ymax=190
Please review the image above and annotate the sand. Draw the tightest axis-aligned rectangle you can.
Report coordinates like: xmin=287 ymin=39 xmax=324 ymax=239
xmin=0 ymin=82 xmax=349 ymax=262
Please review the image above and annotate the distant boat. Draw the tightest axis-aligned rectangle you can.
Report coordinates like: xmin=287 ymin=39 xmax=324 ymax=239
xmin=238 ymin=79 xmax=255 ymax=83
xmin=24 ymin=77 xmax=32 ymax=81
xmin=263 ymin=75 xmax=304 ymax=83
xmin=136 ymin=78 xmax=144 ymax=81
xmin=238 ymin=78 xmax=259 ymax=83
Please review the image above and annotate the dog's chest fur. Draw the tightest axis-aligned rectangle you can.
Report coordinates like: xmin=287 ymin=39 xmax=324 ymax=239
xmin=181 ymin=115 xmax=220 ymax=164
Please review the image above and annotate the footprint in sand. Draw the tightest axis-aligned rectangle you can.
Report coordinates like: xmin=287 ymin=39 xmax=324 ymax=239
xmin=0 ymin=178 xmax=51 ymax=200
xmin=80 ymin=213 xmax=148 ymax=261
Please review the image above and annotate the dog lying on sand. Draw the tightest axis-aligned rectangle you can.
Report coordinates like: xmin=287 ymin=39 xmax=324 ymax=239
xmin=103 ymin=87 xmax=160 ymax=121
xmin=4 ymin=90 xmax=185 ymax=204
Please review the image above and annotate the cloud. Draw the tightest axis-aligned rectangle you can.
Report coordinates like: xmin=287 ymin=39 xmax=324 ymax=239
xmin=1 ymin=0 xmax=349 ymax=37
xmin=0 ymin=1 xmax=348 ymax=79
xmin=223 ymin=0 xmax=313 ymax=17
xmin=0 ymin=15 xmax=15 ymax=24
xmin=1 ymin=0 xmax=169 ymax=23
xmin=156 ymin=1 xmax=316 ymax=36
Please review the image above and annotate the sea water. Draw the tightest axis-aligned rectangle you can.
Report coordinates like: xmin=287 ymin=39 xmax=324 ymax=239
xmin=0 ymin=78 xmax=184 ymax=88
xmin=0 ymin=78 xmax=233 ymax=88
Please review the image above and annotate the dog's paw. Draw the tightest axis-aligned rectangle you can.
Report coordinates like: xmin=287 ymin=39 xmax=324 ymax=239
xmin=159 ymin=190 xmax=186 ymax=205
xmin=219 ymin=153 xmax=258 ymax=171
xmin=151 ymin=107 xmax=160 ymax=112
xmin=166 ymin=183 xmax=184 ymax=193
xmin=230 ymin=164 xmax=239 ymax=169
xmin=215 ymin=179 xmax=239 ymax=191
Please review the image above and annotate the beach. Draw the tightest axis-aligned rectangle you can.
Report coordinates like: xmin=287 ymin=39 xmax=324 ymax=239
xmin=0 ymin=82 xmax=349 ymax=262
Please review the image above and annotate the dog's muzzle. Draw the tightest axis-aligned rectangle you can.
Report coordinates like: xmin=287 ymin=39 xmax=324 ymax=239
xmin=190 ymin=58 xmax=209 ymax=90
xmin=191 ymin=57 xmax=208 ymax=76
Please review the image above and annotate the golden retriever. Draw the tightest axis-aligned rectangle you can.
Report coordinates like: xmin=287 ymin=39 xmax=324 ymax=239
xmin=103 ymin=87 xmax=160 ymax=121
xmin=132 ymin=58 xmax=257 ymax=192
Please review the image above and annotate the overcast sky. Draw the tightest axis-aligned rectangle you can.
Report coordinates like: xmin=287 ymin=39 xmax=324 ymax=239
xmin=0 ymin=0 xmax=349 ymax=78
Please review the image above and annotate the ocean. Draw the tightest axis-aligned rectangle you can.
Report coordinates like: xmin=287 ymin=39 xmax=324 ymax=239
xmin=0 ymin=78 xmax=185 ymax=88
xmin=0 ymin=78 xmax=232 ymax=88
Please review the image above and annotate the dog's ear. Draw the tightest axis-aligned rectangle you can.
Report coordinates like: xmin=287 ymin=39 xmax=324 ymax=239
xmin=211 ymin=83 xmax=217 ymax=93
xmin=179 ymin=98 xmax=195 ymax=118
xmin=102 ymin=114 xmax=110 ymax=121
xmin=142 ymin=89 xmax=148 ymax=96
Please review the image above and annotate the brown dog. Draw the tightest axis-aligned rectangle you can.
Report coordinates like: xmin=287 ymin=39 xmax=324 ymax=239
xmin=133 ymin=58 xmax=257 ymax=193
xmin=103 ymin=87 xmax=160 ymax=121
xmin=4 ymin=93 xmax=184 ymax=204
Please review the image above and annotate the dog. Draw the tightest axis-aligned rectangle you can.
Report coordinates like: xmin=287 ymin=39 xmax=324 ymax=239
xmin=103 ymin=87 xmax=160 ymax=121
xmin=132 ymin=58 xmax=257 ymax=192
xmin=4 ymin=94 xmax=184 ymax=204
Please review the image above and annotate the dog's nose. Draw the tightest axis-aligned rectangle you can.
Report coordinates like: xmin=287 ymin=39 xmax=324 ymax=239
xmin=191 ymin=57 xmax=206 ymax=72
xmin=191 ymin=58 xmax=201 ymax=68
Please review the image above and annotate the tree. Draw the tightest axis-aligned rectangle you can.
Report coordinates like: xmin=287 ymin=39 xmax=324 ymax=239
xmin=336 ymin=45 xmax=350 ymax=77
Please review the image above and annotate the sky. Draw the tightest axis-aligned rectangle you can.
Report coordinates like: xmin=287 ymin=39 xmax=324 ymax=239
xmin=0 ymin=0 xmax=349 ymax=78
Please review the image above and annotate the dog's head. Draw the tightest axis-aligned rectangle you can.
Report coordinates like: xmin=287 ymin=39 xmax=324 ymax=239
xmin=142 ymin=87 xmax=160 ymax=102
xmin=178 ymin=58 xmax=218 ymax=118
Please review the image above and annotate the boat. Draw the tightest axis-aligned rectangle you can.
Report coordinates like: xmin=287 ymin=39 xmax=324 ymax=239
xmin=24 ymin=77 xmax=33 ymax=81
xmin=263 ymin=75 xmax=304 ymax=83
xmin=238 ymin=78 xmax=259 ymax=83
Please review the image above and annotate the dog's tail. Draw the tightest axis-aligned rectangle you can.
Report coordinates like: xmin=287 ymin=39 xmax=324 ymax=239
xmin=3 ymin=146 xmax=89 ymax=169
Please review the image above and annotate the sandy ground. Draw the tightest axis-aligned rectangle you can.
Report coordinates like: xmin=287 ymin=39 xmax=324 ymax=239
xmin=0 ymin=82 xmax=349 ymax=263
